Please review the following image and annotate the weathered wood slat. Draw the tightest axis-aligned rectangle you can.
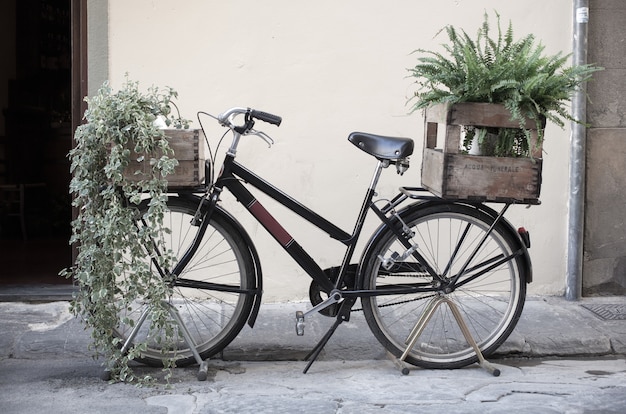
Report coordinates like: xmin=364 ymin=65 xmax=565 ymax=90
xmin=425 ymin=103 xmax=542 ymax=130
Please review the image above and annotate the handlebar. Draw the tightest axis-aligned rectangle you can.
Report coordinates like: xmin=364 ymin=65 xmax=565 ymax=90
xmin=210 ymin=107 xmax=282 ymax=154
xmin=250 ymin=109 xmax=282 ymax=126
xmin=218 ymin=107 xmax=282 ymax=128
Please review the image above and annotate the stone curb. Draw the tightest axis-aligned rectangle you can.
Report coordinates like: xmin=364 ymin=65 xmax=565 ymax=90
xmin=1 ymin=296 xmax=625 ymax=362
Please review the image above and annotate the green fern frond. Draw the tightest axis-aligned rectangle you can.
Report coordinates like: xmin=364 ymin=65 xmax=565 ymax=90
xmin=408 ymin=10 xmax=603 ymax=156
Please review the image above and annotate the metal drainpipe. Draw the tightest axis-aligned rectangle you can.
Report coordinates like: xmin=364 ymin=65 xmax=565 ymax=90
xmin=566 ymin=0 xmax=589 ymax=301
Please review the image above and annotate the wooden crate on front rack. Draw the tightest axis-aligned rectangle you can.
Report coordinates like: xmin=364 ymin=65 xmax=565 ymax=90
xmin=421 ymin=103 xmax=543 ymax=204
xmin=123 ymin=128 xmax=206 ymax=188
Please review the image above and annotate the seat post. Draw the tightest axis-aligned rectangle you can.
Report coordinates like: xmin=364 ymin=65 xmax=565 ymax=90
xmin=368 ymin=159 xmax=388 ymax=192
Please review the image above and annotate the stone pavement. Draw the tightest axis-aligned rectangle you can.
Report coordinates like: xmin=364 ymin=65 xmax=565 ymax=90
xmin=1 ymin=295 xmax=626 ymax=413
xmin=2 ymin=356 xmax=626 ymax=413
xmin=1 ymin=295 xmax=626 ymax=364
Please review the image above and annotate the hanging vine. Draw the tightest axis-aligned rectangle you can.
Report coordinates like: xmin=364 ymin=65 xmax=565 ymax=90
xmin=62 ymin=77 xmax=189 ymax=383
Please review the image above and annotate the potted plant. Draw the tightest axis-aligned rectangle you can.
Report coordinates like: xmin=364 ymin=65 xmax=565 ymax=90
xmin=61 ymin=77 xmax=189 ymax=383
xmin=409 ymin=11 xmax=602 ymax=157
xmin=408 ymin=12 xmax=602 ymax=202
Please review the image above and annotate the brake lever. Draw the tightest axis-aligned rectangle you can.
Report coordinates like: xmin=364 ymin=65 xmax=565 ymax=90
xmin=249 ymin=129 xmax=275 ymax=147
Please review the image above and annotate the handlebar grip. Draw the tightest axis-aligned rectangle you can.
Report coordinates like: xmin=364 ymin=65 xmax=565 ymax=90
xmin=250 ymin=109 xmax=282 ymax=127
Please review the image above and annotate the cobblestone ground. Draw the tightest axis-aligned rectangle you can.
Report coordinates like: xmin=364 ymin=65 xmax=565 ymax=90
xmin=1 ymin=357 xmax=625 ymax=413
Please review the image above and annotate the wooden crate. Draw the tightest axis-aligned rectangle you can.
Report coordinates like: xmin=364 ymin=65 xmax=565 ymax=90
xmin=124 ymin=128 xmax=206 ymax=188
xmin=421 ymin=103 xmax=543 ymax=203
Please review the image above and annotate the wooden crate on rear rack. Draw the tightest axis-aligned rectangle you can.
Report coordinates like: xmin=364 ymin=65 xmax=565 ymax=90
xmin=421 ymin=103 xmax=543 ymax=204
xmin=123 ymin=128 xmax=206 ymax=188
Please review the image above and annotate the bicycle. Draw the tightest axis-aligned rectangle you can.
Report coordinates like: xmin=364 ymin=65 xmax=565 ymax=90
xmin=114 ymin=107 xmax=532 ymax=378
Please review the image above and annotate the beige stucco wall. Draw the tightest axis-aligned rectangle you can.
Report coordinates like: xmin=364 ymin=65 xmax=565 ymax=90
xmin=96 ymin=0 xmax=574 ymax=301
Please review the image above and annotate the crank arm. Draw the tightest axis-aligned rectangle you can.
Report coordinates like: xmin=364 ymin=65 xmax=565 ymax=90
xmin=303 ymin=290 xmax=342 ymax=319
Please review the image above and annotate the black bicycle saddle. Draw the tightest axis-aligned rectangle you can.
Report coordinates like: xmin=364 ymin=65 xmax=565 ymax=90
xmin=348 ymin=132 xmax=414 ymax=160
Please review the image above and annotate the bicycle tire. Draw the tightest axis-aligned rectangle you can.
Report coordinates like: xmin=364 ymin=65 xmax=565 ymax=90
xmin=361 ymin=203 xmax=526 ymax=369
xmin=113 ymin=196 xmax=256 ymax=367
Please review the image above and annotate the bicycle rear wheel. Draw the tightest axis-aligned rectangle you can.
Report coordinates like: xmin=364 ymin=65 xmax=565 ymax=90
xmin=114 ymin=196 xmax=256 ymax=367
xmin=361 ymin=203 xmax=527 ymax=369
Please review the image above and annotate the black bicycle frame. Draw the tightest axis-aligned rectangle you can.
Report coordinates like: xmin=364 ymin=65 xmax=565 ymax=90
xmin=212 ymin=154 xmax=375 ymax=294
xmin=171 ymin=153 xmax=520 ymax=300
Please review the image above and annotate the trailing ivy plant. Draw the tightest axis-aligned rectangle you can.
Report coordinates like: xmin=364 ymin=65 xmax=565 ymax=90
xmin=409 ymin=11 xmax=602 ymax=156
xmin=62 ymin=77 xmax=189 ymax=383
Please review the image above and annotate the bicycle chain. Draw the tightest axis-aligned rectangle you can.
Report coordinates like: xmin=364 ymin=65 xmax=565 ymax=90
xmin=351 ymin=272 xmax=435 ymax=312
xmin=351 ymin=294 xmax=436 ymax=312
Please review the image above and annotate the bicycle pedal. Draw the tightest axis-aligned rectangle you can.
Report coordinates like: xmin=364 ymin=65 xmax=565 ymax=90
xmin=295 ymin=311 xmax=305 ymax=336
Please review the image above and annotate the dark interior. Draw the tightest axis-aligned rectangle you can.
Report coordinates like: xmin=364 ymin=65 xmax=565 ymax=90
xmin=0 ymin=0 xmax=73 ymax=286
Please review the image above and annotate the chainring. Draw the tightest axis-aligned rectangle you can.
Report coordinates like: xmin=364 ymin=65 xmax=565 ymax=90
xmin=308 ymin=265 xmax=357 ymax=317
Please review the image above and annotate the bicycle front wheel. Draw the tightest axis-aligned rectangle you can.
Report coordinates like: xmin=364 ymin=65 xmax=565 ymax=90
xmin=114 ymin=196 xmax=256 ymax=367
xmin=361 ymin=203 xmax=527 ymax=369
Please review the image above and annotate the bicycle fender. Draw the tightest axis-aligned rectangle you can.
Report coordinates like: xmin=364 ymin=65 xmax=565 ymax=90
xmin=470 ymin=202 xmax=533 ymax=284
xmin=357 ymin=200 xmax=532 ymax=287
xmin=178 ymin=193 xmax=264 ymax=328
xmin=214 ymin=205 xmax=264 ymax=328
xmin=219 ymin=207 xmax=264 ymax=328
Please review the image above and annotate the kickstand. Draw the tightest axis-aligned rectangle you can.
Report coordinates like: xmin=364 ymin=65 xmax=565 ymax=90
xmin=102 ymin=300 xmax=210 ymax=382
xmin=303 ymin=317 xmax=342 ymax=374
xmin=394 ymin=295 xmax=501 ymax=377
xmin=165 ymin=301 xmax=211 ymax=381
xmin=302 ymin=298 xmax=355 ymax=374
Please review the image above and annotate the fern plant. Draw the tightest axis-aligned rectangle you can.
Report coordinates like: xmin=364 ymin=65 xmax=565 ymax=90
xmin=61 ymin=77 xmax=188 ymax=383
xmin=409 ymin=11 xmax=602 ymax=156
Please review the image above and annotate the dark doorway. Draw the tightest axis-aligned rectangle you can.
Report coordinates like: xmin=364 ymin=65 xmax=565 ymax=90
xmin=0 ymin=0 xmax=73 ymax=286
